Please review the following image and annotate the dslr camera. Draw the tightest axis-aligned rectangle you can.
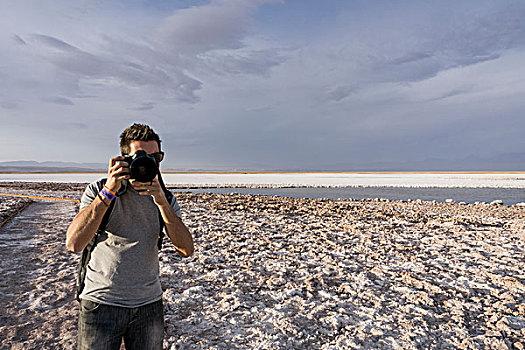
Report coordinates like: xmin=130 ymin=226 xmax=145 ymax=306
xmin=123 ymin=150 xmax=159 ymax=182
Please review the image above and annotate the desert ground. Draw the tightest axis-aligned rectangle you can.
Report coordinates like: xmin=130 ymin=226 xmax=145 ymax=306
xmin=0 ymin=182 xmax=524 ymax=349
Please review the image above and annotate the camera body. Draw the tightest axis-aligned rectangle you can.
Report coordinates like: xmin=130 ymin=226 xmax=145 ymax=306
xmin=123 ymin=150 xmax=158 ymax=182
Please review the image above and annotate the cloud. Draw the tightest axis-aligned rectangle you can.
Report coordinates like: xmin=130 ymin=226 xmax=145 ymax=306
xmin=46 ymin=96 xmax=75 ymax=105
xmin=12 ymin=34 xmax=26 ymax=45
xmin=63 ymin=122 xmax=89 ymax=130
xmin=154 ymin=2 xmax=250 ymax=54
xmin=26 ymin=34 xmax=202 ymax=101
xmin=199 ymin=48 xmax=286 ymax=76
xmin=325 ymin=85 xmax=357 ymax=102
xmin=154 ymin=0 xmax=283 ymax=53
xmin=429 ymin=88 xmax=471 ymax=102
xmin=389 ymin=52 xmax=434 ymax=66
xmin=1 ymin=1 xmax=286 ymax=109
xmin=7 ymin=32 xmax=200 ymax=103
xmin=130 ymin=102 xmax=155 ymax=111
xmin=274 ymin=0 xmax=524 ymax=112
xmin=246 ymin=105 xmax=271 ymax=112
xmin=31 ymin=34 xmax=79 ymax=52
xmin=1 ymin=100 xmax=19 ymax=110
xmin=153 ymin=1 xmax=287 ymax=79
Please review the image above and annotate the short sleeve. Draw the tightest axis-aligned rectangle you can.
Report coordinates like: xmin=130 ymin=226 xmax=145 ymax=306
xmin=170 ymin=194 xmax=182 ymax=219
xmin=80 ymin=180 xmax=105 ymax=210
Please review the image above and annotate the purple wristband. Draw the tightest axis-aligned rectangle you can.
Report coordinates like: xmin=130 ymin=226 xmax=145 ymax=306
xmin=100 ymin=188 xmax=116 ymax=201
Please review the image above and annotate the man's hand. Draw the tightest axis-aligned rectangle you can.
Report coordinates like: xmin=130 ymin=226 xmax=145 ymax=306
xmin=65 ymin=155 xmax=129 ymax=253
xmin=106 ymin=156 xmax=130 ymax=193
xmin=131 ymin=176 xmax=194 ymax=257
xmin=130 ymin=177 xmax=168 ymax=206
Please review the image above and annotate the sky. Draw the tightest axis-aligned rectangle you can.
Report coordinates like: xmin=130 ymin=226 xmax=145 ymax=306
xmin=1 ymin=0 xmax=524 ymax=171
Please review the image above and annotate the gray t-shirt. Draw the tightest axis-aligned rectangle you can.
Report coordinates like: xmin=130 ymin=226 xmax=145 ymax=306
xmin=79 ymin=179 xmax=181 ymax=307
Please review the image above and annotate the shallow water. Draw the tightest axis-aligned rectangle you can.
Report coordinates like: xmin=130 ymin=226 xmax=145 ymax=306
xmin=174 ymin=186 xmax=525 ymax=205
xmin=1 ymin=173 xmax=524 ymax=204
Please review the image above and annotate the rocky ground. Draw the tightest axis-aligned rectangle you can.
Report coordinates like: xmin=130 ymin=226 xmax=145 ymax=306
xmin=0 ymin=197 xmax=33 ymax=228
xmin=0 ymin=182 xmax=523 ymax=349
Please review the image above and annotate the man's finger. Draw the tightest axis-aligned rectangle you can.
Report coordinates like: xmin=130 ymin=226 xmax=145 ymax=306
xmin=109 ymin=155 xmax=125 ymax=168
xmin=115 ymin=161 xmax=130 ymax=169
xmin=109 ymin=164 xmax=129 ymax=177
xmin=113 ymin=166 xmax=130 ymax=175
xmin=116 ymin=174 xmax=130 ymax=181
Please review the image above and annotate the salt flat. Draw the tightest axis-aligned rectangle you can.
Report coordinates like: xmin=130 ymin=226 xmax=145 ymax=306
xmin=0 ymin=183 xmax=523 ymax=349
xmin=1 ymin=172 xmax=524 ymax=188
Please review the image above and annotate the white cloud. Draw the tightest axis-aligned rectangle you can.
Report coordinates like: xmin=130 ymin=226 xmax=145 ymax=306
xmin=0 ymin=0 xmax=286 ymax=109
xmin=330 ymin=1 xmax=525 ymax=86
xmin=130 ymin=102 xmax=155 ymax=111
xmin=45 ymin=96 xmax=75 ymax=105
xmin=154 ymin=2 xmax=250 ymax=54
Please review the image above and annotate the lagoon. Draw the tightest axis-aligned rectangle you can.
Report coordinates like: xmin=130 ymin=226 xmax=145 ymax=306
xmin=1 ymin=172 xmax=524 ymax=205
xmin=174 ymin=186 xmax=525 ymax=205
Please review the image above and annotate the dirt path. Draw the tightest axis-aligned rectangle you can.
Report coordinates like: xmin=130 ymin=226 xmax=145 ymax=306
xmin=0 ymin=200 xmax=79 ymax=349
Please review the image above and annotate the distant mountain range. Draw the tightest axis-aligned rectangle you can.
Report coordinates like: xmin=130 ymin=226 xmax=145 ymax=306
xmin=0 ymin=161 xmax=218 ymax=173
xmin=0 ymin=153 xmax=523 ymax=172
xmin=0 ymin=161 xmax=107 ymax=172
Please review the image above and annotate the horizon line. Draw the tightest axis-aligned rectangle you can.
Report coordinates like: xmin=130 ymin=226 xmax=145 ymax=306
xmin=1 ymin=171 xmax=524 ymax=175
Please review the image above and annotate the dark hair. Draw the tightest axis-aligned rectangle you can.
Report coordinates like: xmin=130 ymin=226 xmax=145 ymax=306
xmin=119 ymin=123 xmax=161 ymax=155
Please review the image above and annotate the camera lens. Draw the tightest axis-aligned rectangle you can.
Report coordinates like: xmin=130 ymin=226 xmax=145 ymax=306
xmin=129 ymin=152 xmax=158 ymax=182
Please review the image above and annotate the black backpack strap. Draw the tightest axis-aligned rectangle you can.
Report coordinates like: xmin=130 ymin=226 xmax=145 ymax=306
xmin=157 ymin=213 xmax=165 ymax=250
xmin=75 ymin=179 xmax=116 ymax=302
xmin=157 ymin=171 xmax=173 ymax=250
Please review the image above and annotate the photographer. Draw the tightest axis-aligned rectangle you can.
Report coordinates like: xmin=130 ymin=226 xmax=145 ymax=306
xmin=66 ymin=123 xmax=194 ymax=350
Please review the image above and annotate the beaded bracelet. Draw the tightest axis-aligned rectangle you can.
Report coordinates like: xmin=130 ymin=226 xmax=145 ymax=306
xmin=99 ymin=187 xmax=116 ymax=202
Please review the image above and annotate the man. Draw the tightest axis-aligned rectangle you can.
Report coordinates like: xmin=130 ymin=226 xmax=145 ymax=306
xmin=66 ymin=123 xmax=194 ymax=349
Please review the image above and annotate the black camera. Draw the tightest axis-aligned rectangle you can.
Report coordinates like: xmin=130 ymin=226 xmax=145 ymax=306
xmin=123 ymin=150 xmax=158 ymax=182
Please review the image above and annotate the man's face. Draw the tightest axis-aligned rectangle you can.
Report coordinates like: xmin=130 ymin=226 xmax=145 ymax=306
xmin=128 ymin=140 xmax=160 ymax=156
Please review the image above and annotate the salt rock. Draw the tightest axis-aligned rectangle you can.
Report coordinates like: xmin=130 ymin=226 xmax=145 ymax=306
xmin=370 ymin=328 xmax=384 ymax=336
xmin=501 ymin=316 xmax=525 ymax=330
xmin=318 ymin=290 xmax=332 ymax=299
